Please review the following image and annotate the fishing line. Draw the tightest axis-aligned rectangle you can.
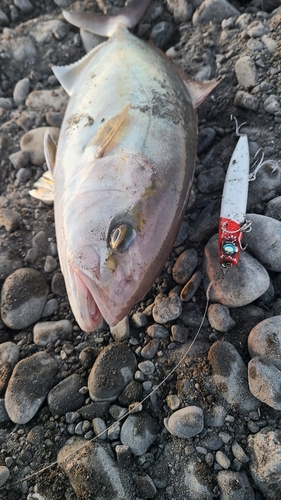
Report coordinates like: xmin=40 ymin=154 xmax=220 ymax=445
xmin=2 ymin=282 xmax=212 ymax=491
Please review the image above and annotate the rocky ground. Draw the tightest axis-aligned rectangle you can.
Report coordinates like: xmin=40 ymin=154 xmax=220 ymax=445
xmin=1 ymin=0 xmax=281 ymax=498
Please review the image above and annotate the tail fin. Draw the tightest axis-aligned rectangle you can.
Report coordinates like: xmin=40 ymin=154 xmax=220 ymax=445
xmin=63 ymin=0 xmax=150 ymax=38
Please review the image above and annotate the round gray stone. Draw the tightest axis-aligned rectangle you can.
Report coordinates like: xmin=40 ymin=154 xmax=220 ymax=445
xmin=243 ymin=214 xmax=281 ymax=272
xmin=120 ymin=411 xmax=158 ymax=456
xmin=164 ymin=406 xmax=204 ymax=438
xmin=88 ymin=343 xmax=137 ymax=402
xmin=48 ymin=374 xmax=86 ymax=416
xmin=248 ymin=316 xmax=281 ymax=370
xmin=1 ymin=268 xmax=49 ymax=329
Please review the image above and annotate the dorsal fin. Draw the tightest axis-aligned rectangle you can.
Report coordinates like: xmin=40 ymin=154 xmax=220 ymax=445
xmin=63 ymin=0 xmax=150 ymax=38
xmin=52 ymin=45 xmax=103 ymax=95
xmin=88 ymin=104 xmax=131 ymax=158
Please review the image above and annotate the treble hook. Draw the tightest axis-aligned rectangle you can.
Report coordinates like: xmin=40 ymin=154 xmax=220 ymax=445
xmin=230 ymin=114 xmax=248 ymax=137
xmin=249 ymin=148 xmax=279 ymax=181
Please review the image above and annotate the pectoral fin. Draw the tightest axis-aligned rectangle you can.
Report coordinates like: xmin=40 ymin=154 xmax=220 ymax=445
xmin=44 ymin=130 xmax=57 ymax=175
xmin=88 ymin=104 xmax=131 ymax=158
xmin=29 ymin=171 xmax=54 ymax=204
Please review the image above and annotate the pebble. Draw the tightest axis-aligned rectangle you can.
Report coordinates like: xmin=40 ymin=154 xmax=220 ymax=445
xmin=203 ymin=234 xmax=270 ymax=307
xmin=235 ymin=56 xmax=258 ymax=89
xmin=188 ymin=199 xmax=220 ymax=242
xmin=171 ymin=324 xmax=189 ymax=343
xmin=13 ymin=77 xmax=30 ymax=106
xmin=140 ymin=339 xmax=159 ymax=359
xmin=197 ymin=127 xmax=216 ymax=154
xmin=164 ymin=406 xmax=204 ymax=438
xmin=243 ymin=214 xmax=281 ymax=272
xmin=9 ymin=151 xmax=29 ymax=170
xmin=26 ymin=88 xmax=68 ymax=111
xmin=166 ymin=0 xmax=193 ymax=23
xmin=33 ymin=319 xmax=73 ymax=346
xmin=248 ymin=430 xmax=281 ymax=499
xmin=180 ymin=269 xmax=202 ymax=302
xmin=58 ymin=439 xmax=129 ymax=499
xmin=44 ymin=255 xmax=57 ymax=273
xmin=248 ymin=21 xmax=267 ymax=38
xmin=120 ymin=411 xmax=158 ymax=456
xmin=248 ymin=316 xmax=281 ymax=369
xmin=265 ymin=195 xmax=281 ymax=220
xmin=14 ymin=0 xmax=33 ymax=14
xmin=217 ymin=470 xmax=255 ymax=499
xmin=1 ymin=268 xmax=49 ymax=329
xmin=263 ymin=94 xmax=280 ymax=114
xmin=197 ymin=166 xmax=225 ymax=194
xmin=0 ymin=252 xmax=22 ymax=281
xmin=234 ymin=91 xmax=260 ymax=111
xmin=0 ymin=208 xmax=21 ymax=232
xmin=172 ymin=248 xmax=198 ymax=285
xmin=166 ymin=394 xmax=181 ymax=411
xmin=131 ymin=312 xmax=147 ymax=328
xmin=193 ymin=0 xmax=239 ymax=25
xmin=15 ymin=167 xmax=31 ymax=184
xmin=146 ymin=323 xmax=169 ymax=339
xmin=215 ymin=450 xmax=231 ymax=469
xmin=138 ymin=360 xmax=155 ymax=376
xmin=42 ymin=298 xmax=58 ymax=318
xmin=92 ymin=417 xmax=107 ymax=439
xmin=207 ymin=304 xmax=235 ymax=333
xmin=150 ymin=21 xmax=175 ymax=50
xmin=48 ymin=374 xmax=86 ymax=416
xmin=248 ymin=357 xmax=281 ymax=410
xmin=0 ymin=399 xmax=10 ymax=423
xmin=46 ymin=111 xmax=64 ymax=128
xmin=88 ymin=342 xmax=137 ymax=402
xmin=152 ymin=293 xmax=182 ymax=323
xmin=5 ymin=352 xmax=57 ymax=424
xmin=231 ymin=442 xmax=249 ymax=463
xmin=20 ymin=127 xmax=60 ymax=165
xmin=134 ymin=474 xmax=157 ymax=499
xmin=0 ymin=341 xmax=19 ymax=395
xmin=208 ymin=341 xmax=260 ymax=413
xmin=108 ymin=421 xmax=121 ymax=440
xmin=0 ymin=466 xmax=10 ymax=487
xmin=118 ymin=380 xmax=142 ymax=406
xmin=248 ymin=162 xmax=281 ymax=209
xmin=0 ymin=10 xmax=9 ymax=27
xmin=110 ymin=316 xmax=130 ymax=341
xmin=174 ymin=220 xmax=189 ymax=247
xmin=262 ymin=34 xmax=277 ymax=52
xmin=12 ymin=37 xmax=37 ymax=63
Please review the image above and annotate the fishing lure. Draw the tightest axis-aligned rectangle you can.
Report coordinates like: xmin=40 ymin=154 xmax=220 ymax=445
xmin=218 ymin=118 xmax=252 ymax=266
xmin=218 ymin=117 xmax=278 ymax=266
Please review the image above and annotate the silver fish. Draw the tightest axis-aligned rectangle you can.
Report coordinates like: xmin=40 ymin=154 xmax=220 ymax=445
xmin=30 ymin=0 xmax=217 ymax=331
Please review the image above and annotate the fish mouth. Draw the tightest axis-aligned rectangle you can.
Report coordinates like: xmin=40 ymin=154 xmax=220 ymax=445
xmin=72 ymin=268 xmax=104 ymax=332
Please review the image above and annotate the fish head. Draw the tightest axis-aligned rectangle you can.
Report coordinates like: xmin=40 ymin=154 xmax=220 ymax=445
xmin=56 ymin=152 xmax=183 ymax=331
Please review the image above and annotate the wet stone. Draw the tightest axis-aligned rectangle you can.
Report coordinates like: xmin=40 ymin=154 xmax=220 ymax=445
xmin=0 ymin=208 xmax=21 ymax=232
xmin=44 ymin=255 xmax=57 ymax=273
xmin=33 ymin=319 xmax=73 ymax=346
xmin=110 ymin=316 xmax=130 ymax=342
xmin=118 ymin=380 xmax=143 ymax=406
xmin=248 ymin=430 xmax=281 ymax=499
xmin=88 ymin=342 xmax=137 ymax=402
xmin=150 ymin=21 xmax=175 ymax=50
xmin=0 ymin=341 xmax=19 ymax=395
xmin=217 ymin=470 xmax=255 ymax=499
xmin=243 ymin=214 xmax=281 ymax=272
xmin=165 ymin=406 xmax=204 ymax=438
xmin=197 ymin=127 xmax=216 ymax=154
xmin=174 ymin=220 xmax=189 ymax=247
xmin=203 ymin=234 xmax=270 ymax=307
xmin=58 ymin=439 xmax=130 ymax=500
xmin=208 ymin=340 xmax=260 ymax=413
xmin=120 ymin=411 xmax=158 ymax=456
xmin=248 ymin=357 xmax=281 ymax=410
xmin=152 ymin=293 xmax=182 ymax=324
xmin=189 ymin=199 xmax=220 ymax=242
xmin=172 ymin=248 xmax=198 ymax=285
xmin=146 ymin=323 xmax=169 ymax=339
xmin=9 ymin=150 xmax=29 ymax=170
xmin=13 ymin=77 xmax=30 ymax=106
xmin=197 ymin=166 xmax=225 ymax=194
xmin=207 ymin=304 xmax=235 ymax=333
xmin=14 ymin=0 xmax=34 ymax=14
xmin=48 ymin=374 xmax=86 ymax=416
xmin=171 ymin=324 xmax=189 ymax=343
xmin=5 ymin=352 xmax=57 ymax=424
xmin=1 ymin=268 xmax=49 ymax=329
xmin=140 ymin=339 xmax=159 ymax=359
xmin=134 ymin=474 xmax=157 ymax=499
xmin=51 ymin=272 xmax=66 ymax=296
xmin=265 ymin=196 xmax=281 ymax=220
xmin=180 ymin=269 xmax=202 ymax=302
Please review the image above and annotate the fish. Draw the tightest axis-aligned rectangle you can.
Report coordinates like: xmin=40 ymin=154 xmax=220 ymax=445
xmin=30 ymin=0 xmax=218 ymax=332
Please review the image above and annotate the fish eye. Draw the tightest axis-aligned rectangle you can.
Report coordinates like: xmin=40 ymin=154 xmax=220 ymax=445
xmin=109 ymin=224 xmax=136 ymax=253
